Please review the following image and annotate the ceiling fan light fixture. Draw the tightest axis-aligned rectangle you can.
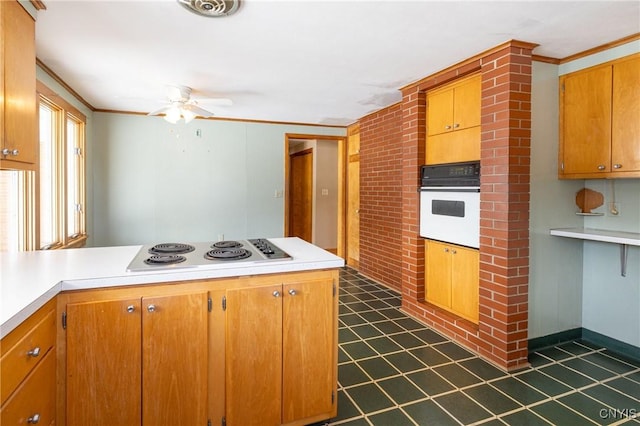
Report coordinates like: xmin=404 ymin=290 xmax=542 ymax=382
xmin=182 ymin=109 xmax=197 ymax=124
xmin=164 ymin=105 xmax=182 ymax=124
xmin=177 ymin=0 xmax=240 ymax=17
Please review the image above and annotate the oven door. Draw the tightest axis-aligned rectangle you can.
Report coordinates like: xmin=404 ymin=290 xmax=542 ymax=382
xmin=420 ymin=187 xmax=480 ymax=248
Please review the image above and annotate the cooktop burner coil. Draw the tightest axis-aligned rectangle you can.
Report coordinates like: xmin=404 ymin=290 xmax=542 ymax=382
xmin=149 ymin=243 xmax=195 ymax=255
xmin=144 ymin=255 xmax=187 ymax=265
xmin=211 ymin=241 xmax=243 ymax=249
xmin=205 ymin=248 xmax=252 ymax=261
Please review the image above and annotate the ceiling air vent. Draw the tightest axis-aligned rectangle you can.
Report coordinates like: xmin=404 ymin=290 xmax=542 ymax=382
xmin=177 ymin=0 xmax=240 ymax=17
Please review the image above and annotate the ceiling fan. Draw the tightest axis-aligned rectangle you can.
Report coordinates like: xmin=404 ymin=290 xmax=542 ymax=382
xmin=147 ymin=85 xmax=232 ymax=124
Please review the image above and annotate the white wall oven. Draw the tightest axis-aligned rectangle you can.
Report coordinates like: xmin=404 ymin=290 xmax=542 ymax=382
xmin=419 ymin=161 xmax=480 ymax=249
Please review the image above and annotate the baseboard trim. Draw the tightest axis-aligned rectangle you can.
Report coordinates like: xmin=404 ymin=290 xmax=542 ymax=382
xmin=582 ymin=329 xmax=640 ymax=362
xmin=529 ymin=328 xmax=640 ymax=362
xmin=528 ymin=328 xmax=583 ymax=352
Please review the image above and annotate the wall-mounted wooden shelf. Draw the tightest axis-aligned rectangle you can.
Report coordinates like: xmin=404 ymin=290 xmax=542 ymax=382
xmin=550 ymin=227 xmax=640 ymax=277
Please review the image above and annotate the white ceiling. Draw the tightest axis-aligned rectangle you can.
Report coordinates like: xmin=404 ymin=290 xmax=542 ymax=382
xmin=35 ymin=0 xmax=640 ymax=126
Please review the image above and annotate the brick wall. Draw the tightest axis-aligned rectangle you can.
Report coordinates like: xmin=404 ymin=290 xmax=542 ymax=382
xmin=358 ymin=41 xmax=535 ymax=371
xmin=359 ymin=103 xmax=404 ymax=292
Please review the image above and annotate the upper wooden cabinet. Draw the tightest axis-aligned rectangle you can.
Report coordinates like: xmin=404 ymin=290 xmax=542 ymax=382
xmin=1 ymin=0 xmax=37 ymax=171
xmin=559 ymin=54 xmax=640 ymax=179
xmin=426 ymin=74 xmax=481 ymax=164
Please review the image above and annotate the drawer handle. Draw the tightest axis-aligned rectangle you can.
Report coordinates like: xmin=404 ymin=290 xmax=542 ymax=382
xmin=613 ymin=163 xmax=622 ymax=169
xmin=27 ymin=347 xmax=41 ymax=357
xmin=27 ymin=413 xmax=40 ymax=424
xmin=597 ymin=164 xmax=606 ymax=170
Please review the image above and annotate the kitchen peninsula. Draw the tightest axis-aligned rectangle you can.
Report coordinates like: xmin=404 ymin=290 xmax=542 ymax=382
xmin=1 ymin=237 xmax=344 ymax=426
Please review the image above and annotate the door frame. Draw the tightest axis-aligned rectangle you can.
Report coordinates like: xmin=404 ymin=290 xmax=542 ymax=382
xmin=284 ymin=133 xmax=346 ymax=259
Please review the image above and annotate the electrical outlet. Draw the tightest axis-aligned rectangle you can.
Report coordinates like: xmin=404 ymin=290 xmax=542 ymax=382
xmin=274 ymin=190 xmax=283 ymax=198
xmin=321 ymin=188 xmax=329 ymax=196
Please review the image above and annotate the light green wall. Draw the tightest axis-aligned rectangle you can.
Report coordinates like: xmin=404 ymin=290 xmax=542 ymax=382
xmin=91 ymin=113 xmax=345 ymax=246
xmin=530 ymin=41 xmax=640 ymax=347
xmin=529 ymin=61 xmax=584 ymax=340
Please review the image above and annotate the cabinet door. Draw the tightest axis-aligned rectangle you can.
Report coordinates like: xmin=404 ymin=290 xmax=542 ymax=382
xmin=450 ymin=246 xmax=479 ymax=323
xmin=561 ymin=65 xmax=612 ymax=175
xmin=142 ymin=292 xmax=208 ymax=426
xmin=66 ymin=298 xmax=142 ymax=426
xmin=282 ymin=279 xmax=335 ymax=424
xmin=453 ymin=75 xmax=481 ymax=131
xmin=226 ymin=285 xmax=282 ymax=426
xmin=612 ymin=56 xmax=640 ymax=173
xmin=425 ymin=240 xmax=452 ymax=309
xmin=1 ymin=0 xmax=37 ymax=169
xmin=427 ymin=89 xmax=454 ymax=136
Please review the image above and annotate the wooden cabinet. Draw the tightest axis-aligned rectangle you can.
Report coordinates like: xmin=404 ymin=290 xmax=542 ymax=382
xmin=426 ymin=74 xmax=481 ymax=164
xmin=425 ymin=240 xmax=479 ymax=323
xmin=62 ymin=289 xmax=209 ymax=426
xmin=225 ymin=271 xmax=338 ymax=426
xmin=1 ymin=299 xmax=56 ymax=425
xmin=1 ymin=0 xmax=37 ymax=170
xmin=346 ymin=123 xmax=360 ymax=269
xmin=559 ymin=54 xmax=640 ymax=179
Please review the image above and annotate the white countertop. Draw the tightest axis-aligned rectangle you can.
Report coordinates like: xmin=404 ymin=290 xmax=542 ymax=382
xmin=549 ymin=227 xmax=640 ymax=246
xmin=0 ymin=237 xmax=344 ymax=339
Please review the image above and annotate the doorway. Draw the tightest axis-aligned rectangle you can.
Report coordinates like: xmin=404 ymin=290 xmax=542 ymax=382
xmin=284 ymin=134 xmax=345 ymax=257
xmin=288 ymin=148 xmax=313 ymax=243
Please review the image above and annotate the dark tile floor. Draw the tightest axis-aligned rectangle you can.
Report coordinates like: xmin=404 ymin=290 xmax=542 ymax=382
xmin=316 ymin=267 xmax=640 ymax=425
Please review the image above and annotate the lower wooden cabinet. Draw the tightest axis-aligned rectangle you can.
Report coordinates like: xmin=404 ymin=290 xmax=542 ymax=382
xmin=425 ymin=240 xmax=479 ymax=323
xmin=1 ymin=299 xmax=57 ymax=425
xmin=55 ymin=270 xmax=339 ymax=426
xmin=225 ymin=271 xmax=338 ymax=426
xmin=62 ymin=288 xmax=209 ymax=426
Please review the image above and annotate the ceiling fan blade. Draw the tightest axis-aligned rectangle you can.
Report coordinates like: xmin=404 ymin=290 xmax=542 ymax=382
xmin=148 ymin=105 xmax=171 ymax=116
xmin=183 ymin=104 xmax=215 ymax=118
xmin=198 ymin=98 xmax=233 ymax=106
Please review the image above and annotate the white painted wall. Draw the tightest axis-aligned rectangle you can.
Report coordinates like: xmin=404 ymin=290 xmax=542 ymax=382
xmin=529 ymin=40 xmax=640 ymax=347
xmin=91 ymin=113 xmax=345 ymax=246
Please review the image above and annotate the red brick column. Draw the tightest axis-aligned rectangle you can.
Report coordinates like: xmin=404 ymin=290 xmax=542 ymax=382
xmin=398 ymin=41 xmax=534 ymax=371
xmin=477 ymin=43 xmax=533 ymax=370
xmin=400 ymin=88 xmax=426 ymax=302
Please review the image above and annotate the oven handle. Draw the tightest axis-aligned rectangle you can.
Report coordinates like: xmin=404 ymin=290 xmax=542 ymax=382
xmin=419 ymin=187 xmax=480 ymax=193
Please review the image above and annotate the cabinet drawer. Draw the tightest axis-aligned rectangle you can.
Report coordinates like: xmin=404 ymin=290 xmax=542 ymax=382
xmin=1 ymin=349 xmax=56 ymax=425
xmin=1 ymin=308 xmax=56 ymax=404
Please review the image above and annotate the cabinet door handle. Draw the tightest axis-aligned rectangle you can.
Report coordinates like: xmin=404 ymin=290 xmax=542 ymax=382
xmin=1 ymin=148 xmax=9 ymax=156
xmin=272 ymin=290 xmax=281 ymax=298
xmin=613 ymin=163 xmax=622 ymax=169
xmin=27 ymin=347 xmax=41 ymax=357
xmin=445 ymin=125 xmax=452 ymax=130
xmin=147 ymin=304 xmax=156 ymax=313
xmin=597 ymin=164 xmax=606 ymax=170
xmin=127 ymin=305 xmax=135 ymax=313
xmin=444 ymin=248 xmax=449 ymax=252
xmin=11 ymin=149 xmax=19 ymax=156
xmin=288 ymin=289 xmax=297 ymax=296
xmin=452 ymin=249 xmax=457 ymax=254
xmin=453 ymin=123 xmax=460 ymax=129
xmin=27 ymin=413 xmax=40 ymax=424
